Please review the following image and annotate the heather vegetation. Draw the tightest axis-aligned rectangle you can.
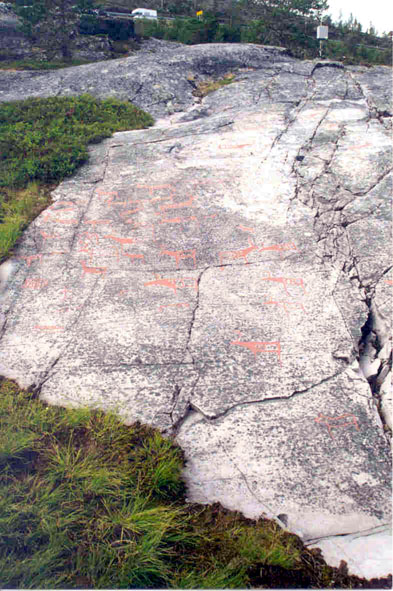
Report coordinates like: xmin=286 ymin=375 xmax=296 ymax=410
xmin=0 ymin=94 xmax=153 ymax=260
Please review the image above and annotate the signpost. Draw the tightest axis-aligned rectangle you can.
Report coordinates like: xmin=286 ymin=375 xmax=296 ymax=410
xmin=317 ymin=24 xmax=328 ymax=58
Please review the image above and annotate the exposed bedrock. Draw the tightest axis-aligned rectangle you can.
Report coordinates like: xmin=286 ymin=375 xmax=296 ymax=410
xmin=0 ymin=43 xmax=391 ymax=579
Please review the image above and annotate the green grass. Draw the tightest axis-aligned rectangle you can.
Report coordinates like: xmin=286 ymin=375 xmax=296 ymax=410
xmin=190 ymin=72 xmax=237 ymax=97
xmin=0 ymin=93 xmax=154 ymax=262
xmin=0 ymin=378 xmax=351 ymax=589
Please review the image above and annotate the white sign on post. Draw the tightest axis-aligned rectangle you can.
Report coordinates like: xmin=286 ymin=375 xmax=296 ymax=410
xmin=317 ymin=25 xmax=328 ymax=39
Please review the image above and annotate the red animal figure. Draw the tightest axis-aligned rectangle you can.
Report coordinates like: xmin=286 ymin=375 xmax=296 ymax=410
xmin=144 ymin=275 xmax=178 ymax=294
xmin=123 ymin=220 xmax=156 ymax=242
xmin=35 ymin=325 xmax=64 ymax=331
xmin=261 ymin=275 xmax=305 ymax=296
xmin=230 ymin=340 xmax=282 ymax=365
xmin=122 ymin=253 xmax=145 ymax=264
xmin=96 ymin=189 xmax=119 ymax=206
xmin=259 ymin=242 xmax=297 ymax=257
xmin=219 ymin=237 xmax=258 ymax=268
xmin=104 ymin=234 xmax=139 ymax=260
xmin=48 ymin=201 xmax=76 ymax=213
xmin=220 ymin=143 xmax=253 ymax=149
xmin=104 ymin=235 xmax=138 ymax=247
xmin=80 ymin=261 xmax=107 ymax=276
xmin=118 ymin=201 xmax=144 ymax=216
xmin=177 ymin=277 xmax=198 ymax=291
xmin=160 ymin=247 xmax=196 ymax=269
xmin=18 ymin=254 xmax=42 ymax=267
xmin=136 ymin=184 xmax=175 ymax=203
xmin=22 ymin=277 xmax=49 ymax=289
xmin=157 ymin=194 xmax=197 ymax=212
xmin=238 ymin=225 xmax=255 ymax=234
xmin=314 ymin=413 xmax=360 ymax=440
xmin=83 ymin=219 xmax=111 ymax=227
xmin=39 ymin=230 xmax=59 ymax=241
xmin=159 ymin=215 xmax=200 ymax=230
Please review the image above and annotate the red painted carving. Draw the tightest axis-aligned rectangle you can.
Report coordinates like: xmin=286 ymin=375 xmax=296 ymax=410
xmin=48 ymin=201 xmax=76 ymax=213
xmin=261 ymin=274 xmax=306 ymax=295
xmin=22 ymin=277 xmax=49 ymax=289
xmin=144 ymin=275 xmax=197 ymax=294
xmin=81 ymin=260 xmax=107 ymax=276
xmin=259 ymin=242 xmax=297 ymax=257
xmin=385 ymin=280 xmax=393 ymax=286
xmin=314 ymin=413 xmax=360 ymax=439
xmin=39 ymin=230 xmax=59 ymax=241
xmin=219 ymin=143 xmax=253 ymax=149
xmin=18 ymin=254 xmax=42 ymax=267
xmin=83 ymin=219 xmax=112 ymax=227
xmin=78 ymin=232 xmax=99 ymax=258
xmin=34 ymin=325 xmax=64 ymax=331
xmin=160 ymin=247 xmax=196 ymax=268
xmin=122 ymin=253 xmax=145 ymax=264
xmin=263 ymin=300 xmax=306 ymax=315
xmin=230 ymin=340 xmax=282 ymax=365
xmin=177 ymin=277 xmax=198 ymax=291
xmin=123 ymin=220 xmax=156 ymax=241
xmin=136 ymin=184 xmax=175 ymax=203
xmin=96 ymin=189 xmax=119 ymax=206
xmin=118 ymin=201 xmax=144 ymax=216
xmin=159 ymin=215 xmax=200 ymax=230
xmin=157 ymin=194 xmax=197 ymax=212
xmin=238 ymin=225 xmax=255 ymax=234
xmin=219 ymin=237 xmax=258 ymax=267
xmin=104 ymin=235 xmax=138 ymax=247
xmin=144 ymin=275 xmax=178 ymax=294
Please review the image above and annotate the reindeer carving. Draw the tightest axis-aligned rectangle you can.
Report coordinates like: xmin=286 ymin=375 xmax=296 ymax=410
xmin=219 ymin=236 xmax=258 ymax=268
xmin=81 ymin=260 xmax=107 ymax=276
xmin=314 ymin=413 xmax=360 ymax=440
xmin=160 ymin=247 xmax=196 ymax=269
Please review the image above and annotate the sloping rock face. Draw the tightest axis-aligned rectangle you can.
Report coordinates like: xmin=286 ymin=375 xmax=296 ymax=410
xmin=0 ymin=43 xmax=391 ymax=579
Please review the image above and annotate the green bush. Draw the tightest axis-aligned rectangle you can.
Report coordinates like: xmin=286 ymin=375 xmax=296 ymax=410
xmin=0 ymin=94 xmax=154 ymax=189
xmin=214 ymin=23 xmax=241 ymax=43
xmin=0 ymin=93 xmax=154 ymax=260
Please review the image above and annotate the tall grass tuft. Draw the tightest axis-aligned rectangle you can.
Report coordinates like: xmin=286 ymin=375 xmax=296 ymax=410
xmin=0 ymin=379 xmax=343 ymax=589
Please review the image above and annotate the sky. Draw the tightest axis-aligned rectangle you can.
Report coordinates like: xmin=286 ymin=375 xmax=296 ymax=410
xmin=322 ymin=0 xmax=393 ymax=35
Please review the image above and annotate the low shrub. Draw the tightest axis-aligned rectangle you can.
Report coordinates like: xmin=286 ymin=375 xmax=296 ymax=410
xmin=0 ymin=93 xmax=154 ymax=260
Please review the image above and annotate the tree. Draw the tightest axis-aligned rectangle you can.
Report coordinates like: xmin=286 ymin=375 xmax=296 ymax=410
xmin=14 ymin=0 xmax=96 ymax=61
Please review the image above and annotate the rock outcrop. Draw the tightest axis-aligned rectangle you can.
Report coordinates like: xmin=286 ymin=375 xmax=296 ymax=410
xmin=0 ymin=42 xmax=391 ymax=580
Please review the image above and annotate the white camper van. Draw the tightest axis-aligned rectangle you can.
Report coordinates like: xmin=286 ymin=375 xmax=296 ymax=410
xmin=131 ymin=8 xmax=157 ymax=19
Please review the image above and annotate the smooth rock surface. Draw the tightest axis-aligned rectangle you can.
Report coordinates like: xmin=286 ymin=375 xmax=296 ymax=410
xmin=0 ymin=42 xmax=391 ymax=578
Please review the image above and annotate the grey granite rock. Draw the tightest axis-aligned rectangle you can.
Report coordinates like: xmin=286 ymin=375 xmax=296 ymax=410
xmin=0 ymin=44 xmax=391 ymax=578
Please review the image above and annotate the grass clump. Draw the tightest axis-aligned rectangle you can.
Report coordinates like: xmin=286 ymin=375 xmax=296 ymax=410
xmin=0 ymin=93 xmax=154 ymax=262
xmin=0 ymin=378 xmax=356 ymax=590
xmin=191 ymin=72 xmax=236 ymax=97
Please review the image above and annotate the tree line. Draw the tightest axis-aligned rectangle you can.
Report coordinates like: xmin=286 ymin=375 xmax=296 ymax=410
xmin=8 ymin=0 xmax=392 ymax=65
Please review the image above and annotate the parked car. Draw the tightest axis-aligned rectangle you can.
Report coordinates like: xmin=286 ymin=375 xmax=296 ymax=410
xmin=131 ymin=8 xmax=157 ymax=20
